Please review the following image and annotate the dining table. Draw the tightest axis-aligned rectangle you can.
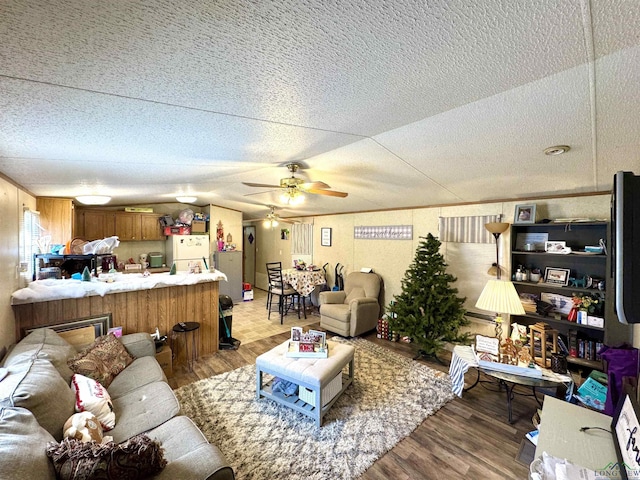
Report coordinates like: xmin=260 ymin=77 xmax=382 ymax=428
xmin=281 ymin=268 xmax=327 ymax=297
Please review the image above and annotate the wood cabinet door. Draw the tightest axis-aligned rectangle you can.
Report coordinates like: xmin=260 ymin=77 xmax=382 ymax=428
xmin=115 ymin=212 xmax=141 ymax=241
xmin=82 ymin=211 xmax=115 ymax=241
xmin=140 ymin=214 xmax=163 ymax=240
xmin=36 ymin=197 xmax=73 ymax=244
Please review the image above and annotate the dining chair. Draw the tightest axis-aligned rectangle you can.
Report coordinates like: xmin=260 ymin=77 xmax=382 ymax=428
xmin=266 ymin=263 xmax=301 ymax=324
xmin=265 ymin=261 xmax=283 ymax=311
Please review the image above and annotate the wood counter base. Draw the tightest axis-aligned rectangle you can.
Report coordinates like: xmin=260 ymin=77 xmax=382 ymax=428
xmin=12 ymin=281 xmax=220 ymax=366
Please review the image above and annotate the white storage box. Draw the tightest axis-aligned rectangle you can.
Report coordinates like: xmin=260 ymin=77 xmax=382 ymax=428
xmin=587 ymin=316 xmax=605 ymax=328
xmin=243 ymin=289 xmax=254 ymax=301
xmin=298 ymin=374 xmax=342 ymax=407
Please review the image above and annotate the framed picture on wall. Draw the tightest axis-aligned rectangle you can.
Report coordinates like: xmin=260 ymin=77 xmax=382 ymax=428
xmin=321 ymin=228 xmax=332 ymax=247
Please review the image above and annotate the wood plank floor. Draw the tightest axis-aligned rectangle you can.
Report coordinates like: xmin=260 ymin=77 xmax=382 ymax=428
xmin=168 ymin=293 xmax=537 ymax=479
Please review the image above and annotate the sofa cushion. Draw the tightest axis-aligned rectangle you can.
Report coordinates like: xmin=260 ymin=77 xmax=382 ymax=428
xmin=148 ymin=415 xmax=235 ymax=480
xmin=120 ymin=333 xmax=156 ymax=358
xmin=71 ymin=374 xmax=116 ymax=431
xmin=0 ymin=406 xmax=56 ymax=480
xmin=3 ymin=342 xmax=76 ymax=384
xmin=68 ymin=334 xmax=134 ymax=388
xmin=46 ymin=434 xmax=166 ymax=480
xmin=18 ymin=327 xmax=73 ymax=347
xmin=107 ymin=356 xmax=166 ymax=399
xmin=0 ymin=359 xmax=75 ymax=440
xmin=108 ymin=381 xmax=180 ymax=444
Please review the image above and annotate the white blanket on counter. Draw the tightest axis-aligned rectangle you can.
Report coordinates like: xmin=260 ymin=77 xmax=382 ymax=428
xmin=11 ymin=271 xmax=228 ymax=304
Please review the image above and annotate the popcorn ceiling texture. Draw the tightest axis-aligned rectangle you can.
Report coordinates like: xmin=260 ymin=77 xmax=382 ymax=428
xmin=0 ymin=1 xmax=639 ymax=217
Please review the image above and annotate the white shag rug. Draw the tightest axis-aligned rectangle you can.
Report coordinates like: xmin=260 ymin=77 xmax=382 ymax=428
xmin=174 ymin=337 xmax=454 ymax=480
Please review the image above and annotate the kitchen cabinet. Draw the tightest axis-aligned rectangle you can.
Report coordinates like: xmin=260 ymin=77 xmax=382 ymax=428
xmin=140 ymin=214 xmax=164 ymax=240
xmin=36 ymin=197 xmax=73 ymax=244
xmin=75 ymin=210 xmax=116 ymax=241
xmin=75 ymin=209 xmax=162 ymax=241
xmin=509 ymin=222 xmax=631 ymax=370
xmin=116 ymin=213 xmax=163 ymax=241
xmin=115 ymin=212 xmax=141 ymax=240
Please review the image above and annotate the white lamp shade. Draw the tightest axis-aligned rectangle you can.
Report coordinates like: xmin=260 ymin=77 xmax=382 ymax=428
xmin=475 ymin=279 xmax=525 ymax=315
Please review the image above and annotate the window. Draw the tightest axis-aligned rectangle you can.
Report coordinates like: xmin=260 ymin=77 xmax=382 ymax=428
xmin=20 ymin=208 xmax=41 ymax=285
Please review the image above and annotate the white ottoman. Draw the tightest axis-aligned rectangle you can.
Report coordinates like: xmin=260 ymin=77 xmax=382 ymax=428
xmin=256 ymin=339 xmax=355 ymax=427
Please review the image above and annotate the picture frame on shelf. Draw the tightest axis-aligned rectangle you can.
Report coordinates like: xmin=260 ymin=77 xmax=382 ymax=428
xmin=544 ymin=267 xmax=571 ymax=286
xmin=514 ymin=204 xmax=536 ymax=224
xmin=545 ymin=240 xmax=567 ymax=253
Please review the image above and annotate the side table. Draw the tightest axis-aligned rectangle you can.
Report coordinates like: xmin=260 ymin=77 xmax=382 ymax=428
xmin=172 ymin=322 xmax=200 ymax=371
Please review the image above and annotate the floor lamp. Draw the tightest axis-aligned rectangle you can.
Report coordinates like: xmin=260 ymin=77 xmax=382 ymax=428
xmin=476 ymin=222 xmax=524 ymax=338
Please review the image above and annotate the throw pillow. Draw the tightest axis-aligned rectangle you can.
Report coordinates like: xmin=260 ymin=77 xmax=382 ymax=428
xmin=71 ymin=374 xmax=116 ymax=431
xmin=67 ymin=333 xmax=134 ymax=388
xmin=46 ymin=434 xmax=167 ymax=480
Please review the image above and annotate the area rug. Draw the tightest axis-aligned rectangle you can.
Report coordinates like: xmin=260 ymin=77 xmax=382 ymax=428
xmin=174 ymin=337 xmax=454 ymax=480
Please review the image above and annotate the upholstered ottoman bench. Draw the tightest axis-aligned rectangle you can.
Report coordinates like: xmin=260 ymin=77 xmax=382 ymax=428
xmin=256 ymin=339 xmax=355 ymax=427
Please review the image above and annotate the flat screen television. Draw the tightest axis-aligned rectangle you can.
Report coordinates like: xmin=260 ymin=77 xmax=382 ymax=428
xmin=612 ymin=171 xmax=640 ymax=324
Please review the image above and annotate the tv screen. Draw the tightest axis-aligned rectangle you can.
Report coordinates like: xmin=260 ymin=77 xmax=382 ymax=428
xmin=613 ymin=171 xmax=640 ymax=324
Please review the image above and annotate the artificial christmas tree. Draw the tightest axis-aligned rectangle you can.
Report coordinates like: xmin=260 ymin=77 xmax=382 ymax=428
xmin=388 ymin=233 xmax=469 ymax=359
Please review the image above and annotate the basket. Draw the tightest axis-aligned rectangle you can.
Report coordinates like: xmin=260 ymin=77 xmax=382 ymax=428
xmin=298 ymin=374 xmax=342 ymax=407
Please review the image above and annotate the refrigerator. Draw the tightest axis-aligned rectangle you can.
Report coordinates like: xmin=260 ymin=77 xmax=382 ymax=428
xmin=166 ymin=235 xmax=210 ymax=273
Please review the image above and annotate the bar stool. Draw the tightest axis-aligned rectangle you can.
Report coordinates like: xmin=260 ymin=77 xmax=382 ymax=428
xmin=172 ymin=322 xmax=200 ymax=371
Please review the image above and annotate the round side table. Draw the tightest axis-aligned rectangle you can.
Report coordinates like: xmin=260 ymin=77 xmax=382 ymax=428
xmin=172 ymin=322 xmax=200 ymax=372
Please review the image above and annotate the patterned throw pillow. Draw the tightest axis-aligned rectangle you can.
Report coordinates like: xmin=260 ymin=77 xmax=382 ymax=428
xmin=67 ymin=333 xmax=134 ymax=388
xmin=46 ymin=434 xmax=167 ymax=480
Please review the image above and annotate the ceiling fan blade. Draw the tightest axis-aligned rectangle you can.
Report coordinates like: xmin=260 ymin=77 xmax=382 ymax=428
xmin=306 ymin=188 xmax=348 ymax=198
xmin=243 ymin=189 xmax=280 ymax=197
xmin=300 ymin=181 xmax=330 ymax=190
xmin=245 ymin=217 xmax=298 ymax=224
xmin=242 ymin=182 xmax=282 ymax=188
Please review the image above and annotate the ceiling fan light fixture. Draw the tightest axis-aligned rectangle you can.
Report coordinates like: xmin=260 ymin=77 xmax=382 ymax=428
xmin=263 ymin=205 xmax=280 ymax=228
xmin=176 ymin=196 xmax=197 ymax=203
xmin=280 ymin=189 xmax=304 ymax=205
xmin=75 ymin=195 xmax=111 ymax=205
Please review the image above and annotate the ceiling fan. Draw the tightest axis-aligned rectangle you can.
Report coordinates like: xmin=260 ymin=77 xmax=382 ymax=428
xmin=245 ymin=205 xmax=299 ymax=227
xmin=242 ymin=163 xmax=348 ymax=203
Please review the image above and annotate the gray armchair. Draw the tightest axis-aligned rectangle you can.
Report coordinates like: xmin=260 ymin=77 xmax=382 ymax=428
xmin=319 ymin=272 xmax=381 ymax=337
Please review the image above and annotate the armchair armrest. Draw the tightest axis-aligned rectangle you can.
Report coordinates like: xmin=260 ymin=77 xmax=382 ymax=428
xmin=120 ymin=333 xmax=155 ymax=358
xmin=319 ymin=291 xmax=346 ymax=305
xmin=348 ymin=297 xmax=378 ymax=307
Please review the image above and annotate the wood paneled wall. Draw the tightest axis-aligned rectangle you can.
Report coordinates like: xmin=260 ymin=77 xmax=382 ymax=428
xmin=12 ymin=282 xmax=220 ymax=366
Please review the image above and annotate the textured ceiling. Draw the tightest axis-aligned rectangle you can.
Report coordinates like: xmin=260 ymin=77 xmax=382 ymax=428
xmin=1 ymin=0 xmax=640 ymax=220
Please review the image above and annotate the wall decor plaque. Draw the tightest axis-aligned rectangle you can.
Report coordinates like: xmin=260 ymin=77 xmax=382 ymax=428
xmin=354 ymin=225 xmax=413 ymax=240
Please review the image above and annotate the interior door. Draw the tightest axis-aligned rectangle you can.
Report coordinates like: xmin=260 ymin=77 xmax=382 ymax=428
xmin=243 ymin=226 xmax=256 ymax=288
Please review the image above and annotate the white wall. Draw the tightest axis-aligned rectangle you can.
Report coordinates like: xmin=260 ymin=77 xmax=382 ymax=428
xmin=0 ymin=177 xmax=36 ymax=350
xmin=254 ymin=193 xmax=625 ymax=339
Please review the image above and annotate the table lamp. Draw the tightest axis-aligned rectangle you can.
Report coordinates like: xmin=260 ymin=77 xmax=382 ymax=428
xmin=476 ymin=221 xmax=524 ymax=338
xmin=476 ymin=279 xmax=525 ymax=338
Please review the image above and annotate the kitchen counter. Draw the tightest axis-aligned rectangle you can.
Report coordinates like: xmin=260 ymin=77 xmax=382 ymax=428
xmin=11 ymin=271 xmax=227 ymax=305
xmin=11 ymin=271 xmax=229 ymax=361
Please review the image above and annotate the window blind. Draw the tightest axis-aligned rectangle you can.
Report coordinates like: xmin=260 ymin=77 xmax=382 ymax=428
xmin=291 ymin=223 xmax=313 ymax=255
xmin=438 ymin=215 xmax=501 ymax=243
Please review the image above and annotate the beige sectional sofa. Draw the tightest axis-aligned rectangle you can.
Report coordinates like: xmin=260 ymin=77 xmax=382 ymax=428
xmin=0 ymin=328 xmax=234 ymax=480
